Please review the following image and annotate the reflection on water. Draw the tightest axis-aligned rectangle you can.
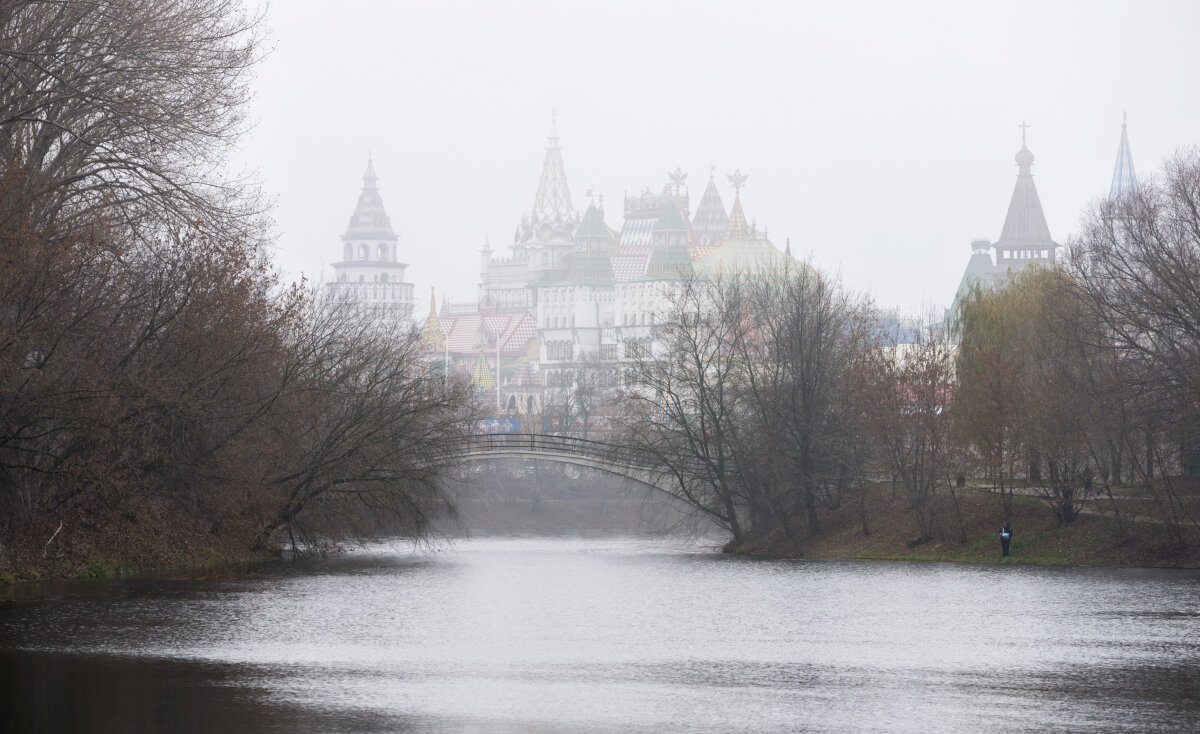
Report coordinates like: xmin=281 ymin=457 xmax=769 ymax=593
xmin=2 ymin=536 xmax=1199 ymax=733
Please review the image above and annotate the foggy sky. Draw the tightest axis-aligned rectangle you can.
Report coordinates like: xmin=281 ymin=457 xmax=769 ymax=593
xmin=234 ymin=0 xmax=1200 ymax=315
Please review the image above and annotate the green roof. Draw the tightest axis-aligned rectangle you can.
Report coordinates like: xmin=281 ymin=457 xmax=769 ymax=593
xmin=947 ymin=252 xmax=996 ymax=329
xmin=640 ymin=250 xmax=692 ymax=281
xmin=575 ymin=203 xmax=609 ymax=238
xmin=653 ymin=199 xmax=688 ymax=232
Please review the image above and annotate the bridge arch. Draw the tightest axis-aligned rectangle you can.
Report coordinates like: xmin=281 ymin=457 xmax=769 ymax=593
xmin=455 ymin=433 xmax=677 ymax=496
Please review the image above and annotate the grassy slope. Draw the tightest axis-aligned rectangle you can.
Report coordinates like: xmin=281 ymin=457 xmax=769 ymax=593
xmin=784 ymin=483 xmax=1200 ymax=568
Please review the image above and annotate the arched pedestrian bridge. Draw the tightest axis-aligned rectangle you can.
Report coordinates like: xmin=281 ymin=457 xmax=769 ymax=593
xmin=456 ymin=433 xmax=677 ymax=493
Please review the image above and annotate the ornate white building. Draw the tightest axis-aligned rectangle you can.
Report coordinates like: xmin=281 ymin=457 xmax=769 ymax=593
xmin=326 ymin=159 xmax=415 ymax=320
xmin=478 ymin=120 xmax=579 ymax=314
xmin=422 ymin=121 xmax=798 ymax=419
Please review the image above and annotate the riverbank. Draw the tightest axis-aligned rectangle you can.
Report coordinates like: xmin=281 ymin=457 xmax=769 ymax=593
xmin=751 ymin=483 xmax=1200 ymax=568
xmin=0 ymin=552 xmax=276 ymax=587
xmin=5 ymin=480 xmax=1196 ymax=585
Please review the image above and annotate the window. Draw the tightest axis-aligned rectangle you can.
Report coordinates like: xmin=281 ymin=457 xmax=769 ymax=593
xmin=380 ymin=273 xmax=389 ymax=284
xmin=377 ymin=244 xmax=387 ymax=260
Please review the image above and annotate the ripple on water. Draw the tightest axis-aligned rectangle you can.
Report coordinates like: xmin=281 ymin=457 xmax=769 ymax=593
xmin=2 ymin=536 xmax=1199 ymax=733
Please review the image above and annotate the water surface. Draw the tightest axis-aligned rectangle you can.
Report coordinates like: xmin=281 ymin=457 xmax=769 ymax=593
xmin=2 ymin=536 xmax=1199 ymax=732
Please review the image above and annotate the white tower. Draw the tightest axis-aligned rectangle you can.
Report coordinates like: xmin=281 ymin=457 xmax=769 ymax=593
xmin=327 ymin=159 xmax=415 ymax=320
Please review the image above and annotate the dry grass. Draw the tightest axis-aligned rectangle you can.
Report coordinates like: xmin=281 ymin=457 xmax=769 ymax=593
xmin=775 ymin=483 xmax=1200 ymax=568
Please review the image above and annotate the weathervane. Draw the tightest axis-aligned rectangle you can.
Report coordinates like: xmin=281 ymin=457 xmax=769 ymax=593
xmin=728 ymin=169 xmax=748 ymax=195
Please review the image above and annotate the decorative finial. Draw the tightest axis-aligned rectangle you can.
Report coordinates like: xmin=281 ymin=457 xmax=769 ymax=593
xmin=586 ymin=185 xmax=595 ymax=204
xmin=710 ymin=164 xmax=716 ymax=180
xmin=785 ymin=238 xmax=791 ymax=257
xmin=1123 ymin=109 xmax=1127 ymax=128
xmin=429 ymin=286 xmax=436 ymax=311
xmin=728 ymin=169 xmax=748 ymax=195
xmin=549 ymin=107 xmax=558 ymax=145
xmin=1019 ymin=120 xmax=1030 ymax=145
xmin=668 ymin=167 xmax=687 ymax=197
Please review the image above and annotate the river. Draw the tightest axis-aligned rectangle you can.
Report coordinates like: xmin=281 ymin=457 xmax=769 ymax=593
xmin=2 ymin=535 xmax=1199 ymax=733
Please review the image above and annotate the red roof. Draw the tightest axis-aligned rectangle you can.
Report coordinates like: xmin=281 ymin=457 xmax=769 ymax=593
xmin=441 ymin=310 xmax=538 ymax=356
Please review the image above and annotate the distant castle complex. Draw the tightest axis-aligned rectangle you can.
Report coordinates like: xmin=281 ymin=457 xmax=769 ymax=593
xmin=328 ymin=117 xmax=797 ymax=419
xmin=327 ymin=116 xmax=1139 ymax=420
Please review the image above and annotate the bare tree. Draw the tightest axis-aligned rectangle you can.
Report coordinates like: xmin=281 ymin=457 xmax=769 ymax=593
xmin=543 ymin=355 xmax=611 ymax=440
xmin=617 ymin=264 xmax=872 ymax=553
xmin=0 ymin=2 xmax=479 ymax=577
xmin=1069 ymin=148 xmax=1200 ymax=541
xmin=253 ymin=296 xmax=475 ymax=554
xmin=618 ymin=276 xmax=750 ymax=547
xmin=733 ymin=263 xmax=872 ymax=544
xmin=863 ymin=320 xmax=962 ymax=543
xmin=0 ymin=0 xmax=265 ymax=242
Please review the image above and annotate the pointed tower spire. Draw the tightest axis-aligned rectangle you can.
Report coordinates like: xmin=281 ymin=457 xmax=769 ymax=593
xmin=1108 ymin=112 xmax=1137 ymax=204
xmin=421 ymin=287 xmax=446 ymax=353
xmin=720 ymin=170 xmax=750 ymax=244
xmin=999 ymin=132 xmax=1052 ymax=245
xmin=532 ymin=110 xmax=573 ymax=223
xmin=363 ymin=155 xmax=378 ymax=188
xmin=691 ymin=169 xmax=729 ymax=256
xmin=992 ymin=126 xmax=1056 ymax=273
xmin=345 ymin=157 xmax=393 ymax=236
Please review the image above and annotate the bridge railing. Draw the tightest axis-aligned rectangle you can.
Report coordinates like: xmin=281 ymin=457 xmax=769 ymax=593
xmin=460 ymin=433 xmax=669 ymax=472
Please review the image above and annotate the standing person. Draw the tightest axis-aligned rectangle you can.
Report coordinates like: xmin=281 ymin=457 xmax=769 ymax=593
xmin=999 ymin=521 xmax=1013 ymax=557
